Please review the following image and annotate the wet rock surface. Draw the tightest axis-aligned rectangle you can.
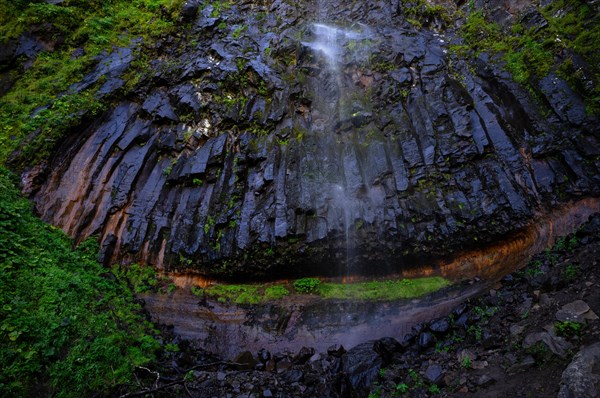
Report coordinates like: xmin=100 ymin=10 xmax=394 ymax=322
xmin=19 ymin=0 xmax=599 ymax=278
xmin=121 ymin=210 xmax=600 ymax=397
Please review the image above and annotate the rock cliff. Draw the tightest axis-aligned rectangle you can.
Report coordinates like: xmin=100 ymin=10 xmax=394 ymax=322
xmin=20 ymin=0 xmax=600 ymax=277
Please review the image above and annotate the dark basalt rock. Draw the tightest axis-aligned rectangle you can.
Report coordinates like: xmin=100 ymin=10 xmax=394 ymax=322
xmin=424 ymin=363 xmax=444 ymax=384
xmin=180 ymin=0 xmax=200 ymax=23
xmin=22 ymin=0 xmax=600 ymax=278
xmin=558 ymin=343 xmax=600 ymax=398
xmin=419 ymin=332 xmax=437 ymax=349
xmin=327 ymin=344 xmax=346 ymax=357
xmin=341 ymin=341 xmax=384 ymax=397
xmin=293 ymin=346 xmax=316 ymax=365
xmin=234 ymin=351 xmax=258 ymax=371
xmin=429 ymin=318 xmax=451 ymax=334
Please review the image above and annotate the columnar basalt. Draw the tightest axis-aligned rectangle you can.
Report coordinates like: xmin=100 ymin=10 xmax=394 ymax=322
xmin=25 ymin=0 xmax=600 ymax=278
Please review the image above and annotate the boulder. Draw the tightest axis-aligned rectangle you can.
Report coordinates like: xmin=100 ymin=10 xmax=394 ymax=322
xmin=341 ymin=341 xmax=384 ymax=397
xmin=558 ymin=343 xmax=600 ymax=398
xmin=234 ymin=351 xmax=258 ymax=370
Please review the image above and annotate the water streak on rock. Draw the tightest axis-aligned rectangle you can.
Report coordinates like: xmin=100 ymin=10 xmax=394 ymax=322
xmin=142 ymin=199 xmax=599 ymax=359
xmin=24 ymin=0 xmax=600 ymax=278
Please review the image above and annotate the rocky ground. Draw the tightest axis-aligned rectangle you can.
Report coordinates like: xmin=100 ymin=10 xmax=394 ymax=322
xmin=119 ymin=213 xmax=600 ymax=397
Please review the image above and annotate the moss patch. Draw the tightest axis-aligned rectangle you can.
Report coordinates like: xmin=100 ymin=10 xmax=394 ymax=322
xmin=0 ymin=0 xmax=184 ymax=166
xmin=196 ymin=276 xmax=450 ymax=304
xmin=316 ymin=277 xmax=450 ymax=300
xmin=452 ymin=0 xmax=600 ymax=114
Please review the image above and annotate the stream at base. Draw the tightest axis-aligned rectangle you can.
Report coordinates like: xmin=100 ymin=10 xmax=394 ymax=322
xmin=141 ymin=198 xmax=599 ymax=360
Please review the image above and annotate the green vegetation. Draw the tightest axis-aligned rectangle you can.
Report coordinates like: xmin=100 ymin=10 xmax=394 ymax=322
xmin=0 ymin=168 xmax=159 ymax=397
xmin=264 ymin=285 xmax=290 ymax=300
xmin=465 ymin=305 xmax=497 ymax=341
xmin=293 ymin=277 xmax=322 ymax=293
xmin=553 ymin=235 xmax=579 ymax=252
xmin=525 ymin=259 xmax=544 ymax=277
xmin=563 ymin=263 xmax=580 ymax=280
xmin=191 ymin=285 xmax=204 ymax=296
xmin=205 ymin=284 xmax=262 ymax=304
xmin=461 ymin=356 xmax=473 ymax=369
xmin=525 ymin=341 xmax=553 ymax=362
xmin=316 ymin=277 xmax=449 ymax=300
xmin=555 ymin=320 xmax=584 ymax=337
xmin=231 ymin=24 xmax=247 ymax=39
xmin=113 ymin=263 xmax=159 ymax=293
xmin=385 ymin=367 xmax=444 ymax=396
xmin=453 ymin=0 xmax=600 ymax=114
xmin=198 ymin=284 xmax=289 ymax=304
xmin=395 ymin=382 xmax=410 ymax=393
xmin=0 ymin=0 xmax=184 ymax=166
xmin=198 ymin=276 xmax=451 ymax=304
xmin=400 ymin=0 xmax=450 ymax=27
xmin=205 ymin=0 xmax=232 ymax=18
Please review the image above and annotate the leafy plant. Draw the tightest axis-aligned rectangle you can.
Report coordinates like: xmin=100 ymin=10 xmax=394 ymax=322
xmin=555 ymin=321 xmax=584 ymax=337
xmin=407 ymin=368 xmax=424 ymax=388
xmin=461 ymin=356 xmax=472 ymax=369
xmin=525 ymin=261 xmax=544 ymax=277
xmin=0 ymin=168 xmax=159 ymax=397
xmin=395 ymin=382 xmax=409 ymax=393
xmin=263 ymin=285 xmax=290 ymax=301
xmin=563 ymin=263 xmax=580 ymax=280
xmin=467 ymin=325 xmax=483 ymax=341
xmin=113 ymin=263 xmax=159 ymax=293
xmin=191 ymin=286 xmax=204 ymax=296
xmin=293 ymin=277 xmax=321 ymax=293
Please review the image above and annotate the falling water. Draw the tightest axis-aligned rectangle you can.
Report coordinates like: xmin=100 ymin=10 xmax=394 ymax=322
xmin=302 ymin=23 xmax=371 ymax=69
xmin=301 ymin=22 xmax=376 ymax=273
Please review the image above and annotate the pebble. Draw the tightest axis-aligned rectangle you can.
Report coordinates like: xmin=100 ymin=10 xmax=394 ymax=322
xmin=510 ymin=324 xmax=525 ymax=336
xmin=424 ymin=363 xmax=444 ymax=384
xmin=477 ymin=375 xmax=495 ymax=387
xmin=562 ymin=300 xmax=590 ymax=315
xmin=507 ymin=355 xmax=535 ymax=374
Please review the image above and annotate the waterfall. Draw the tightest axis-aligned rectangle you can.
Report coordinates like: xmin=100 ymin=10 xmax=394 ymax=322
xmin=301 ymin=22 xmax=377 ymax=273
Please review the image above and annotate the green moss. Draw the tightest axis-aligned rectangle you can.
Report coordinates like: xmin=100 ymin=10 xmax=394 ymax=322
xmin=554 ymin=320 xmax=584 ymax=337
xmin=455 ymin=0 xmax=600 ymax=114
xmin=200 ymin=276 xmax=450 ymax=304
xmin=231 ymin=24 xmax=247 ymax=39
xmin=204 ymin=284 xmax=261 ymax=304
xmin=0 ymin=0 xmax=184 ymax=167
xmin=264 ymin=285 xmax=290 ymax=300
xmin=400 ymin=0 xmax=451 ymax=26
xmin=315 ymin=277 xmax=450 ymax=300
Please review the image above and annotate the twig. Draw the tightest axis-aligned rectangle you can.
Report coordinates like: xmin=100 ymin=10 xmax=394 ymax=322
xmin=138 ymin=366 xmax=160 ymax=389
xmin=118 ymin=380 xmax=184 ymax=398
xmin=119 ymin=361 xmax=246 ymax=397
xmin=188 ymin=361 xmax=244 ymax=371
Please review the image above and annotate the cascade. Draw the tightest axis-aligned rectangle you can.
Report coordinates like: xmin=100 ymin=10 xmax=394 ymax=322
xmin=301 ymin=21 xmax=378 ymax=273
